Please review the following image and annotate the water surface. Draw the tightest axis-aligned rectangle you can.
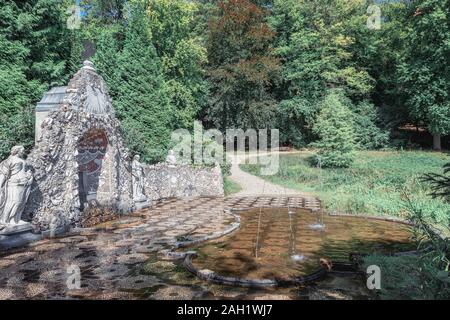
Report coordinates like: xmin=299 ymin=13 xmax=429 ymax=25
xmin=192 ymin=208 xmax=414 ymax=280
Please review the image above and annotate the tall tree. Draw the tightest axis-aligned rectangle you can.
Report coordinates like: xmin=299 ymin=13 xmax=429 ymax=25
xmin=147 ymin=0 xmax=209 ymax=129
xmin=0 ymin=0 xmax=75 ymax=86
xmin=270 ymin=0 xmax=375 ymax=147
xmin=80 ymin=0 xmax=127 ymax=25
xmin=397 ymin=0 xmax=450 ymax=150
xmin=313 ymin=90 xmax=357 ymax=168
xmin=346 ymin=1 xmax=410 ymax=131
xmin=92 ymin=27 xmax=121 ymax=97
xmin=0 ymin=0 xmax=74 ymax=159
xmin=0 ymin=34 xmax=39 ymax=158
xmin=205 ymin=0 xmax=281 ymax=131
xmin=114 ymin=3 xmax=173 ymax=163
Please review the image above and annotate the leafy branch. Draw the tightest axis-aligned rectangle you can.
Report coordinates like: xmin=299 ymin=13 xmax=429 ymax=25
xmin=421 ymin=162 xmax=450 ymax=202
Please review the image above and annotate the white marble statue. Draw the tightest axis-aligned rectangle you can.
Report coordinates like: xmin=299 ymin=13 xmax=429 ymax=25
xmin=131 ymin=155 xmax=146 ymax=202
xmin=0 ymin=146 xmax=33 ymax=227
xmin=166 ymin=150 xmax=177 ymax=167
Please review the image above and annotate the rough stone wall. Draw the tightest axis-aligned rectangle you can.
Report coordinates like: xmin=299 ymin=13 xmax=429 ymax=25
xmin=144 ymin=163 xmax=224 ymax=202
xmin=25 ymin=64 xmax=134 ymax=231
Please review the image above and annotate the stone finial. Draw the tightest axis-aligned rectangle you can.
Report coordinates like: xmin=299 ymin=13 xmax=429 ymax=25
xmin=82 ymin=60 xmax=96 ymax=71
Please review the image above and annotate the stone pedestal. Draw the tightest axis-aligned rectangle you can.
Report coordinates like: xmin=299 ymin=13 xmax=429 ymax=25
xmin=0 ymin=222 xmax=42 ymax=251
xmin=0 ymin=222 xmax=33 ymax=235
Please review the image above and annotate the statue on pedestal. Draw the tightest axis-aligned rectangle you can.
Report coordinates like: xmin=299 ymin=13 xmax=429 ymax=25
xmin=131 ymin=155 xmax=146 ymax=202
xmin=0 ymin=146 xmax=33 ymax=229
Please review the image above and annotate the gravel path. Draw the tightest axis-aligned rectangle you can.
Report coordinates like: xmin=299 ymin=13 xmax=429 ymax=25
xmin=228 ymin=151 xmax=312 ymax=197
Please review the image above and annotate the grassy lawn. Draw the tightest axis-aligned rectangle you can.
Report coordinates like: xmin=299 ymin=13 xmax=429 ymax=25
xmin=240 ymin=150 xmax=450 ymax=225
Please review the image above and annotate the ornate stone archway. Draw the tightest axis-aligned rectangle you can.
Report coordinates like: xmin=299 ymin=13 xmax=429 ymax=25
xmin=14 ymin=60 xmax=224 ymax=236
xmin=25 ymin=61 xmax=134 ymax=231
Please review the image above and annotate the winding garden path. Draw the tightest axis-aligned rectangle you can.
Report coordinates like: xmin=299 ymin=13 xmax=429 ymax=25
xmin=228 ymin=151 xmax=312 ymax=197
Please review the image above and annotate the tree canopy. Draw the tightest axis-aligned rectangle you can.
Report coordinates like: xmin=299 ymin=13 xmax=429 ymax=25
xmin=0 ymin=0 xmax=448 ymax=163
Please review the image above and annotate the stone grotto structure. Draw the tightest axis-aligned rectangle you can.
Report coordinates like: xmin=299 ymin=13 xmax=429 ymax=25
xmin=0 ymin=61 xmax=223 ymax=248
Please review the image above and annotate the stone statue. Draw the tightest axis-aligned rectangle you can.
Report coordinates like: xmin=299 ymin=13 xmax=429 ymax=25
xmin=131 ymin=155 xmax=146 ymax=202
xmin=0 ymin=146 xmax=33 ymax=227
xmin=166 ymin=150 xmax=177 ymax=167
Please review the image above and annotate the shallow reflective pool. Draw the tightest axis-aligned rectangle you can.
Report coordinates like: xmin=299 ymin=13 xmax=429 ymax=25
xmin=191 ymin=208 xmax=415 ymax=280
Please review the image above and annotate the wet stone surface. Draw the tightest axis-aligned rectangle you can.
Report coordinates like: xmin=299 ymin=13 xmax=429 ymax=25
xmin=0 ymin=196 xmax=373 ymax=300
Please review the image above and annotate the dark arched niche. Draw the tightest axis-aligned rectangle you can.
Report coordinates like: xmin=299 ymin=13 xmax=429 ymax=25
xmin=77 ymin=128 xmax=108 ymax=210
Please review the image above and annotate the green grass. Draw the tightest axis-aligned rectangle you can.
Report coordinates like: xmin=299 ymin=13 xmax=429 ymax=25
xmin=240 ymin=150 xmax=450 ymax=225
xmin=223 ymin=177 xmax=242 ymax=196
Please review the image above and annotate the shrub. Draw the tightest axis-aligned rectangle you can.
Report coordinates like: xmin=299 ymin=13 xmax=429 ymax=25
xmin=421 ymin=162 xmax=450 ymax=203
xmin=223 ymin=177 xmax=241 ymax=196
xmin=312 ymin=91 xmax=357 ymax=168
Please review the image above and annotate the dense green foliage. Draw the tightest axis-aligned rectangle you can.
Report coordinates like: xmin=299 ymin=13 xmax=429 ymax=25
xmin=310 ymin=89 xmax=388 ymax=168
xmin=0 ymin=0 xmax=75 ymax=159
xmin=351 ymin=100 xmax=389 ymax=150
xmin=241 ymin=151 xmax=450 ymax=225
xmin=397 ymin=0 xmax=450 ymax=150
xmin=1 ymin=0 xmax=448 ymax=162
xmin=0 ymin=45 xmax=38 ymax=158
xmin=363 ymin=254 xmax=450 ymax=300
xmin=114 ymin=5 xmax=173 ymax=162
xmin=223 ymin=177 xmax=242 ymax=196
xmin=270 ymin=0 xmax=376 ymax=147
xmin=148 ymin=0 xmax=209 ymax=130
xmin=89 ymin=0 xmax=209 ymax=162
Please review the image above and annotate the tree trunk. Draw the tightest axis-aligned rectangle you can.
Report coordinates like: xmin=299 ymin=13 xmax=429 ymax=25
xmin=433 ymin=133 xmax=442 ymax=151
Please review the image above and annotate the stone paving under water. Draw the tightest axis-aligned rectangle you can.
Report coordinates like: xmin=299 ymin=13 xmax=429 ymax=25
xmin=0 ymin=196 xmax=373 ymax=300
xmin=191 ymin=208 xmax=414 ymax=281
